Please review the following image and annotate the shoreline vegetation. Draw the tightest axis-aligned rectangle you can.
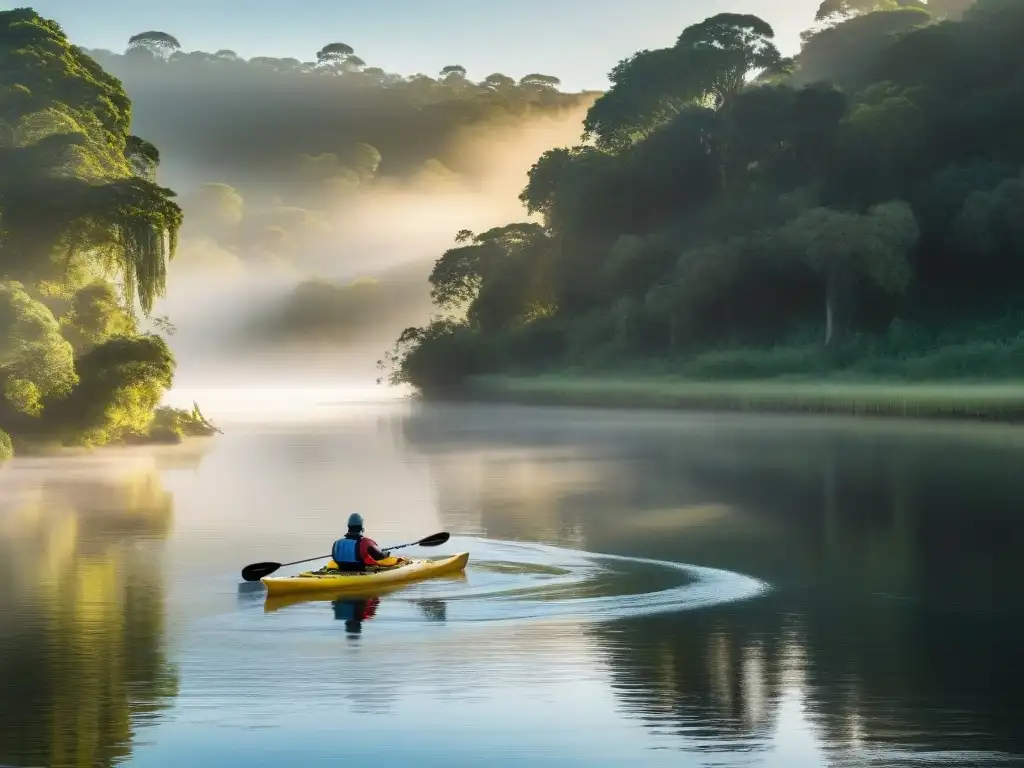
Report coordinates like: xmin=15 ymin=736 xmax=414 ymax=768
xmin=452 ymin=374 xmax=1024 ymax=423
xmin=0 ymin=11 xmax=220 ymax=462
xmin=379 ymin=1 xmax=1024 ymax=426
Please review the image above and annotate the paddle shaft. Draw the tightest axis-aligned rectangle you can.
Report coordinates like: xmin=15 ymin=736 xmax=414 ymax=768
xmin=240 ymin=532 xmax=451 ymax=581
xmin=277 ymin=537 xmax=424 ymax=568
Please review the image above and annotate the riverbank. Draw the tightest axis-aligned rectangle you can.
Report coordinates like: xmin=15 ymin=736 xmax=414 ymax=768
xmin=0 ymin=402 xmax=221 ymax=460
xmin=456 ymin=374 xmax=1024 ymax=423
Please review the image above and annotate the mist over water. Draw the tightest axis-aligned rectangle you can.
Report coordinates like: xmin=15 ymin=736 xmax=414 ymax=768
xmin=150 ymin=102 xmax=593 ymax=394
xmin=2 ymin=401 xmax=1022 ymax=767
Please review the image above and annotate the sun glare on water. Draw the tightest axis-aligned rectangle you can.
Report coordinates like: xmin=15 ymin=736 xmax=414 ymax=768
xmin=161 ymin=384 xmax=412 ymax=423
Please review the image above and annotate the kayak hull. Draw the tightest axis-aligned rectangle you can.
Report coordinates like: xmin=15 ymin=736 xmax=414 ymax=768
xmin=261 ymin=552 xmax=470 ymax=596
xmin=263 ymin=572 xmax=469 ymax=613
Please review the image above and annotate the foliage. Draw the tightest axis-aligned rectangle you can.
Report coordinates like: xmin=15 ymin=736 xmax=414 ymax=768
xmin=0 ymin=426 xmax=10 ymax=461
xmin=0 ymin=281 xmax=77 ymax=416
xmin=581 ymin=13 xmax=780 ymax=150
xmin=146 ymin=402 xmax=220 ymax=444
xmin=0 ymin=10 xmax=183 ymax=313
xmin=0 ymin=10 xmax=212 ymax=450
xmin=127 ymin=31 xmax=181 ymax=58
xmin=43 ymin=334 xmax=175 ymax=446
xmin=81 ymin=36 xmax=591 ymax=271
xmin=378 ymin=318 xmax=489 ymax=392
xmin=59 ymin=281 xmax=138 ymax=354
xmin=384 ymin=0 xmax=1024 ymax=390
xmin=84 ymin=35 xmax=592 ymax=223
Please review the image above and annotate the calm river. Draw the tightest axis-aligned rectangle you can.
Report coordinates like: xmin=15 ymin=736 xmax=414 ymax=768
xmin=1 ymin=399 xmax=1022 ymax=767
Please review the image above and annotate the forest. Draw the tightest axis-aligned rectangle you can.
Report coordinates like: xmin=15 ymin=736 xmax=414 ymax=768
xmin=71 ymin=30 xmax=595 ymax=352
xmin=0 ymin=7 xmax=597 ymax=460
xmin=84 ymin=35 xmax=591 ymax=275
xmin=0 ymin=9 xmax=217 ymax=460
xmin=380 ymin=0 xmax=1024 ymax=393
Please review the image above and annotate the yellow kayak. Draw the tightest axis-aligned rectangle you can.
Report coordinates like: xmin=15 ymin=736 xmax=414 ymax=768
xmin=261 ymin=552 xmax=470 ymax=596
xmin=263 ymin=572 xmax=468 ymax=613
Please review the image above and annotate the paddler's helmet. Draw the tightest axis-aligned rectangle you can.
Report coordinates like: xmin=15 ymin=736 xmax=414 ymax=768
xmin=347 ymin=512 xmax=365 ymax=532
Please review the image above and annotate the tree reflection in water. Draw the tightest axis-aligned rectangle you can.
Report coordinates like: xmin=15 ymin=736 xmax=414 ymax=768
xmin=400 ymin=403 xmax=1024 ymax=763
xmin=0 ymin=461 xmax=178 ymax=768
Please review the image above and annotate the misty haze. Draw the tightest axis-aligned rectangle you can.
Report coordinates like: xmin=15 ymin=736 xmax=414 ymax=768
xmin=1 ymin=2 xmax=1023 ymax=767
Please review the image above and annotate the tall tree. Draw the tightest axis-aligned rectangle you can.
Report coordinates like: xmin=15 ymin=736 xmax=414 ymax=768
xmin=675 ymin=14 xmax=782 ymax=106
xmin=316 ymin=42 xmax=355 ymax=72
xmin=780 ymin=201 xmax=919 ymax=344
xmin=520 ymin=73 xmax=562 ymax=89
xmin=126 ymin=30 xmax=181 ymax=58
xmin=0 ymin=10 xmax=183 ymax=313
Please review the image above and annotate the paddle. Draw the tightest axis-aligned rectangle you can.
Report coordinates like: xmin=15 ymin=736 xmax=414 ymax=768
xmin=240 ymin=531 xmax=451 ymax=582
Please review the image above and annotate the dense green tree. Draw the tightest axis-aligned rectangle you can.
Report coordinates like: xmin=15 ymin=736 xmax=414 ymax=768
xmin=815 ymin=0 xmax=925 ymax=21
xmin=45 ymin=334 xmax=175 ymax=445
xmin=952 ymin=173 xmax=1024 ymax=264
xmin=520 ymin=73 xmax=561 ymax=89
xmin=126 ymin=30 xmax=181 ymax=58
xmin=0 ymin=281 xmax=77 ymax=416
xmin=0 ymin=10 xmax=208 ymax=455
xmin=317 ymin=42 xmax=354 ymax=62
xmin=779 ymin=201 xmax=919 ymax=344
xmin=482 ymin=73 xmax=516 ymax=90
xmin=384 ymin=0 xmax=1024 ymax=389
xmin=0 ymin=12 xmax=183 ymax=313
xmin=440 ymin=64 xmax=467 ymax=79
xmin=794 ymin=8 xmax=932 ymax=88
xmin=676 ymin=14 xmax=782 ymax=105
xmin=582 ymin=14 xmax=780 ymax=151
xmin=59 ymin=282 xmax=139 ymax=355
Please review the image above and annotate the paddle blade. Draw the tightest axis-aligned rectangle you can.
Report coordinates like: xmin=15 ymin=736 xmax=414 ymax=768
xmin=241 ymin=562 xmax=282 ymax=582
xmin=417 ymin=532 xmax=450 ymax=547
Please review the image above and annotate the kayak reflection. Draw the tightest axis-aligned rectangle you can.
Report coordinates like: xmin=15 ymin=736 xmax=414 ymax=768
xmin=332 ymin=596 xmax=380 ymax=635
xmin=262 ymin=572 xmax=467 ymax=615
xmin=330 ymin=596 xmax=449 ymax=635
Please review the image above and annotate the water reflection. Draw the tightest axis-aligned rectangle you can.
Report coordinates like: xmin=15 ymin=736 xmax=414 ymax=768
xmin=0 ymin=460 xmax=177 ymax=768
xmin=400 ymin=403 xmax=1024 ymax=765
xmin=416 ymin=598 xmax=447 ymax=623
xmin=333 ymin=596 xmax=380 ymax=634
xmin=328 ymin=595 xmax=449 ymax=635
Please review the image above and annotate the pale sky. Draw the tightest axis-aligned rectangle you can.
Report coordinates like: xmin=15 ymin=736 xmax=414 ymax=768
xmin=25 ymin=0 xmax=822 ymax=91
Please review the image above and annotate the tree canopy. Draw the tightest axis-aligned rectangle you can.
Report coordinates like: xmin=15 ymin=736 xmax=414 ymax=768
xmin=0 ymin=9 xmax=212 ymax=455
xmin=86 ymin=36 xmax=589 ymax=195
xmin=79 ymin=33 xmax=592 ymax=274
xmin=383 ymin=0 xmax=1024 ymax=390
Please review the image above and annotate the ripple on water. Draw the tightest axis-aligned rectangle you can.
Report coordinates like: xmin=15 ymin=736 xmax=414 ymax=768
xmin=226 ymin=537 xmax=769 ymax=632
xmin=170 ymin=538 xmax=770 ymax=719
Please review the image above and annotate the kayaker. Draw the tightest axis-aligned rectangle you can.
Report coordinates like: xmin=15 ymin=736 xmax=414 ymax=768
xmin=329 ymin=513 xmax=392 ymax=572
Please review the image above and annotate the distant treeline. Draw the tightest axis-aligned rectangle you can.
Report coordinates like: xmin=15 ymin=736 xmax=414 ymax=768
xmin=380 ymin=0 xmax=1024 ymax=389
xmin=88 ymin=35 xmax=593 ymax=190
xmin=84 ymin=33 xmax=594 ymax=278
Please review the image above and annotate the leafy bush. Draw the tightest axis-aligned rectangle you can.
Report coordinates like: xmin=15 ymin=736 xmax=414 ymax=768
xmin=144 ymin=402 xmax=221 ymax=444
xmin=0 ymin=428 xmax=12 ymax=461
xmin=43 ymin=334 xmax=176 ymax=445
xmin=379 ymin=319 xmax=490 ymax=392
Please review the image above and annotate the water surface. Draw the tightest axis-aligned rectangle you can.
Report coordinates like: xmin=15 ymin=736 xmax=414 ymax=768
xmin=1 ymin=400 xmax=1022 ymax=767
